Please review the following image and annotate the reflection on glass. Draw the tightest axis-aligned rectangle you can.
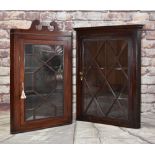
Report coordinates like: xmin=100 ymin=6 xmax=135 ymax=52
xmin=24 ymin=44 xmax=64 ymax=121
xmin=83 ymin=40 xmax=128 ymax=120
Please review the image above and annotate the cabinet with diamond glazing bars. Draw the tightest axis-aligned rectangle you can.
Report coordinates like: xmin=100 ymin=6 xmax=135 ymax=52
xmin=75 ymin=25 xmax=143 ymax=128
xmin=10 ymin=20 xmax=72 ymax=133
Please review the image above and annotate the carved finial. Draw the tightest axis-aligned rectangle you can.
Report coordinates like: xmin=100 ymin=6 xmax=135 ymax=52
xmin=30 ymin=20 xmax=40 ymax=30
xmin=50 ymin=21 xmax=59 ymax=31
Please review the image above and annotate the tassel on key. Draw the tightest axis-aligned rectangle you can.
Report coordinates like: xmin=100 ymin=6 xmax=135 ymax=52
xmin=21 ymin=82 xmax=26 ymax=99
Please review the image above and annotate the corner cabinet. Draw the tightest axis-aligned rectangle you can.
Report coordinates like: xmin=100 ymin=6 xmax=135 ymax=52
xmin=10 ymin=20 xmax=72 ymax=133
xmin=74 ymin=25 xmax=143 ymax=128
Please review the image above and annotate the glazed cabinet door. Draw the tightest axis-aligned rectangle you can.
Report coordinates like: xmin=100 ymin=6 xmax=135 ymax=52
xmin=79 ymin=38 xmax=130 ymax=126
xmin=10 ymin=21 xmax=72 ymax=133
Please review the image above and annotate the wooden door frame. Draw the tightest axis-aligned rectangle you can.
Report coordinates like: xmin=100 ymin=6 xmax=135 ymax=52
xmin=10 ymin=20 xmax=72 ymax=133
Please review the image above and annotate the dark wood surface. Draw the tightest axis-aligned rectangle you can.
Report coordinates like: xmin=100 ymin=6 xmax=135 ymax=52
xmin=10 ymin=20 xmax=72 ymax=133
xmin=74 ymin=24 xmax=143 ymax=31
xmin=74 ymin=25 xmax=143 ymax=129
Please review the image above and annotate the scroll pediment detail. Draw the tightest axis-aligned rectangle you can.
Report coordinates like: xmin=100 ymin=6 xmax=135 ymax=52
xmin=29 ymin=20 xmax=59 ymax=32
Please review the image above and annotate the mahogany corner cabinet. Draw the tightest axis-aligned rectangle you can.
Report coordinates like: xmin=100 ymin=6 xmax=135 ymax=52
xmin=74 ymin=25 xmax=143 ymax=129
xmin=10 ymin=20 xmax=72 ymax=133
xmin=10 ymin=21 xmax=143 ymax=134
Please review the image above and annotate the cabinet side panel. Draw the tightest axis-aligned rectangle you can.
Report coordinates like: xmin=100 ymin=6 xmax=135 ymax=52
xmin=10 ymin=32 xmax=21 ymax=133
xmin=133 ymin=30 xmax=142 ymax=128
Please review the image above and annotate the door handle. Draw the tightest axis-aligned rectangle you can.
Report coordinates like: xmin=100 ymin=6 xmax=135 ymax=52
xmin=79 ymin=72 xmax=83 ymax=81
xmin=21 ymin=82 xmax=26 ymax=99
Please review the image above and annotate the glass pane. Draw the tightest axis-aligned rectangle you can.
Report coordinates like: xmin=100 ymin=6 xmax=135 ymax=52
xmin=83 ymin=39 xmax=128 ymax=120
xmin=24 ymin=44 xmax=64 ymax=121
